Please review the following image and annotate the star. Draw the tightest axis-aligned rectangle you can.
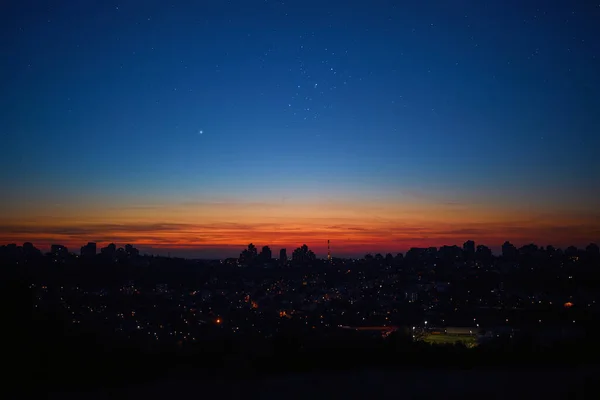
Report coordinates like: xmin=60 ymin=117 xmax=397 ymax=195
xmin=198 ymin=130 xmax=203 ymax=135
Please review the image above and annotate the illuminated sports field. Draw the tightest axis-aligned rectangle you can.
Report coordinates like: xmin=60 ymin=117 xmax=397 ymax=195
xmin=423 ymin=334 xmax=478 ymax=347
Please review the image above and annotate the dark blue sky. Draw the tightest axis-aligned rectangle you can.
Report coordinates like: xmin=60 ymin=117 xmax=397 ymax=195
xmin=1 ymin=1 xmax=599 ymax=255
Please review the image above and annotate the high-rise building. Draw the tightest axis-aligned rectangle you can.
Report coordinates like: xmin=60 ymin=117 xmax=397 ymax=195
xmin=426 ymin=247 xmax=438 ymax=258
xmin=463 ymin=240 xmax=475 ymax=258
xmin=327 ymin=240 xmax=331 ymax=262
xmin=239 ymin=243 xmax=258 ymax=265
xmin=80 ymin=242 xmax=97 ymax=257
xmin=279 ymin=248 xmax=287 ymax=264
xmin=260 ymin=246 xmax=272 ymax=262
xmin=476 ymin=244 xmax=492 ymax=259
xmin=292 ymin=244 xmax=316 ymax=264
xmin=439 ymin=245 xmax=462 ymax=259
xmin=23 ymin=242 xmax=41 ymax=258
xmin=51 ymin=244 xmax=68 ymax=258
xmin=101 ymin=243 xmax=117 ymax=258
xmin=502 ymin=241 xmax=517 ymax=259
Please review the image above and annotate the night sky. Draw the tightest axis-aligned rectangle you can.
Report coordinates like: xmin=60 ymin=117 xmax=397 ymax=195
xmin=1 ymin=1 xmax=599 ymax=257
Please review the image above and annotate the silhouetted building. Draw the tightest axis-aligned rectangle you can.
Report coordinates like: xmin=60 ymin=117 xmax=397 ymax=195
xmin=463 ymin=240 xmax=475 ymax=259
xmin=80 ymin=242 xmax=96 ymax=257
xmin=586 ymin=243 xmax=599 ymax=256
xmin=3 ymin=244 xmax=19 ymax=259
xmin=476 ymin=244 xmax=492 ymax=259
xmin=239 ymin=243 xmax=258 ymax=265
xmin=565 ymin=246 xmax=578 ymax=257
xmin=292 ymin=244 xmax=316 ymax=264
xmin=51 ymin=244 xmax=68 ymax=258
xmin=425 ymin=247 xmax=438 ymax=258
xmin=405 ymin=248 xmax=426 ymax=260
xmin=23 ymin=242 xmax=41 ymax=259
xmin=439 ymin=245 xmax=462 ymax=259
xmin=279 ymin=248 xmax=287 ymax=264
xmin=260 ymin=246 xmax=272 ymax=262
xmin=519 ymin=243 xmax=538 ymax=256
xmin=101 ymin=243 xmax=117 ymax=258
xmin=502 ymin=241 xmax=517 ymax=259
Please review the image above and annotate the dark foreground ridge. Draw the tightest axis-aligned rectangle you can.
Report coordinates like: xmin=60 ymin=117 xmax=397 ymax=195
xmin=49 ymin=368 xmax=600 ymax=400
xmin=14 ymin=322 xmax=600 ymax=399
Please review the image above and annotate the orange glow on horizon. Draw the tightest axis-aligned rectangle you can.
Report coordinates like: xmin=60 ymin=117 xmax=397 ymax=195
xmin=0 ymin=198 xmax=598 ymax=256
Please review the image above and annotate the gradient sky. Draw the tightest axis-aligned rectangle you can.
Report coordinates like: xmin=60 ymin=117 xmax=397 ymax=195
xmin=1 ymin=0 xmax=599 ymax=258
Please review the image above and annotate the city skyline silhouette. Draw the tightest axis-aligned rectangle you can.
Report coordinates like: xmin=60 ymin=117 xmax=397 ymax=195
xmin=3 ymin=238 xmax=599 ymax=261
